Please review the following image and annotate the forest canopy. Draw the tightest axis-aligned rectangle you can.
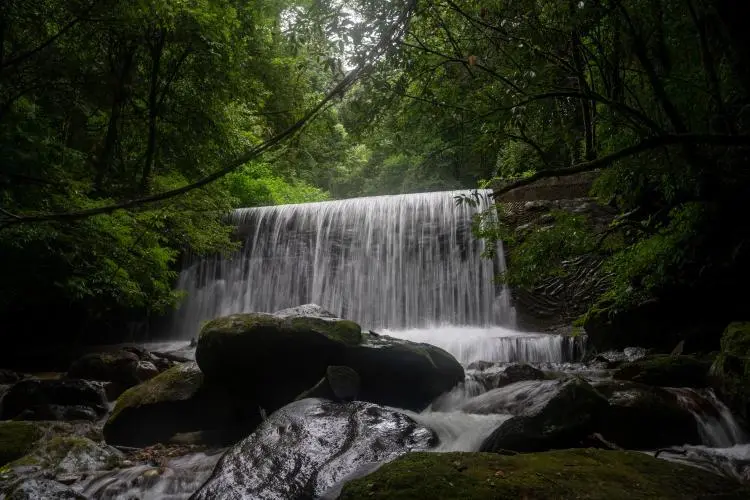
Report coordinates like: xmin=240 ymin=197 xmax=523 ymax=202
xmin=2 ymin=0 xmax=749 ymax=342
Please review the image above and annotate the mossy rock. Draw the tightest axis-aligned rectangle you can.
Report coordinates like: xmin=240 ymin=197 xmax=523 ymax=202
xmin=196 ymin=313 xmax=363 ymax=410
xmin=103 ymin=362 xmax=251 ymax=447
xmin=613 ymin=355 xmax=711 ymax=388
xmin=339 ymin=449 xmax=748 ymax=499
xmin=0 ymin=422 xmax=43 ymax=467
xmin=713 ymin=322 xmax=750 ymax=420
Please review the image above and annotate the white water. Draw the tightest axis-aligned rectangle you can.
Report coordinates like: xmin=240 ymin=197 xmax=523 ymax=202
xmin=170 ymin=190 xmax=515 ymax=338
xmin=383 ymin=325 xmax=584 ymax=365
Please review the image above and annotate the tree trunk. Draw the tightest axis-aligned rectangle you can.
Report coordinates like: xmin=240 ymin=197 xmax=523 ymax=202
xmin=140 ymin=29 xmax=165 ymax=192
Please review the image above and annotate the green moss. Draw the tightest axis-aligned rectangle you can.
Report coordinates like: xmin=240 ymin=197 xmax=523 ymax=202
xmin=613 ymin=355 xmax=710 ymax=387
xmin=108 ymin=362 xmax=203 ymax=424
xmin=200 ymin=313 xmax=281 ymax=338
xmin=285 ymin=317 xmax=362 ymax=345
xmin=340 ymin=450 xmax=747 ymax=499
xmin=714 ymin=322 xmax=750 ymax=419
xmin=0 ymin=422 xmax=43 ymax=467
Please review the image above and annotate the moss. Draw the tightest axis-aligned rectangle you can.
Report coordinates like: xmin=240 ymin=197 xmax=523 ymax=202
xmin=340 ymin=450 xmax=747 ymax=499
xmin=285 ymin=317 xmax=362 ymax=345
xmin=200 ymin=313 xmax=281 ymax=338
xmin=108 ymin=362 xmax=203 ymax=424
xmin=613 ymin=355 xmax=710 ymax=387
xmin=0 ymin=422 xmax=43 ymax=467
xmin=714 ymin=322 xmax=750 ymax=419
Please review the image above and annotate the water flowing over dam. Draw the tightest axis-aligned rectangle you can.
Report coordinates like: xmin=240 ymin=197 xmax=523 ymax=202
xmin=171 ymin=189 xmax=515 ymax=338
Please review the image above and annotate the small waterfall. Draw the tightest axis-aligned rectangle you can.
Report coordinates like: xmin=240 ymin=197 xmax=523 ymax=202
xmin=170 ymin=190 xmax=514 ymax=338
xmin=669 ymin=388 xmax=747 ymax=447
xmin=383 ymin=326 xmax=586 ymax=365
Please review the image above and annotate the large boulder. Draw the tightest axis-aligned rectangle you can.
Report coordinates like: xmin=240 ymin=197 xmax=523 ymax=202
xmin=713 ymin=322 xmax=750 ymax=420
xmin=613 ymin=355 xmax=711 ymax=388
xmin=480 ymin=378 xmax=608 ymax=453
xmin=0 ymin=379 xmax=107 ymax=422
xmin=191 ymin=398 xmax=436 ymax=500
xmin=196 ymin=313 xmax=362 ymax=410
xmin=196 ymin=313 xmax=464 ymax=412
xmin=338 ymin=449 xmax=749 ymax=499
xmin=594 ymin=380 xmax=701 ymax=449
xmin=103 ymin=362 xmax=251 ymax=447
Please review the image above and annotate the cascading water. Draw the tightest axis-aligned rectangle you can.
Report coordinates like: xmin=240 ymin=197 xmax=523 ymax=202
xmin=171 ymin=190 xmax=515 ymax=338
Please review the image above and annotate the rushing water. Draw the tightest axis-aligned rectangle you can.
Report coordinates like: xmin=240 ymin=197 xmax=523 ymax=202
xmin=171 ymin=190 xmax=514 ymax=338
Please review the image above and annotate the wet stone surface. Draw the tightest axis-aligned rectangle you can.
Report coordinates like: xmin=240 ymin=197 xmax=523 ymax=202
xmin=191 ymin=398 xmax=436 ymax=500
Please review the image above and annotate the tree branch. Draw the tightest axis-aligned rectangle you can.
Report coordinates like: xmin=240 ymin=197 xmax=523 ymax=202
xmin=491 ymin=133 xmax=750 ymax=198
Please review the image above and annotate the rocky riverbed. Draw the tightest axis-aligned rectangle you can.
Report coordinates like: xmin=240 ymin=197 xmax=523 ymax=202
xmin=1 ymin=306 xmax=749 ymax=499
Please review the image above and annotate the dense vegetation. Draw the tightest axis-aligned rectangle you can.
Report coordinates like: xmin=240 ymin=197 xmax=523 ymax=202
xmin=2 ymin=0 xmax=749 ymax=347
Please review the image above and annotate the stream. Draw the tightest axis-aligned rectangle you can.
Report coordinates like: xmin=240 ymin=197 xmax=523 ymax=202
xmin=75 ymin=326 xmax=750 ymax=499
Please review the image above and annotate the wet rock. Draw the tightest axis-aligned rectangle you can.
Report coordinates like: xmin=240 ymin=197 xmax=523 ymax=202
xmin=67 ymin=350 xmax=140 ymax=385
xmin=3 ymin=436 xmax=122 ymax=479
xmin=103 ymin=362 xmax=252 ymax=447
xmin=191 ymin=398 xmax=436 ymax=500
xmin=594 ymin=380 xmax=701 ymax=449
xmin=1 ymin=379 xmax=107 ymax=421
xmin=2 ymin=478 xmax=86 ymax=499
xmin=613 ymin=355 xmax=711 ymax=388
xmin=480 ymin=378 xmax=608 ymax=453
xmin=469 ymin=363 xmax=546 ymax=391
xmin=339 ymin=449 xmax=749 ymax=499
xmin=134 ymin=361 xmax=159 ymax=382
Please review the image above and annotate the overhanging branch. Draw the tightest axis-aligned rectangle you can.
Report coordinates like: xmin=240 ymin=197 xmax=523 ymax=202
xmin=491 ymin=133 xmax=750 ymax=197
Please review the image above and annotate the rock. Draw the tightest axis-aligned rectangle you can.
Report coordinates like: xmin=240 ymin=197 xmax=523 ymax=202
xmin=460 ymin=380 xmax=561 ymax=416
xmin=197 ymin=313 xmax=464 ymax=412
xmin=191 ymin=398 xmax=435 ymax=500
xmin=469 ymin=363 xmax=546 ymax=391
xmin=613 ymin=355 xmax=711 ymax=388
xmin=326 ymin=366 xmax=360 ymax=401
xmin=0 ymin=421 xmax=44 ymax=466
xmin=196 ymin=313 xmax=362 ymax=410
xmin=103 ymin=362 xmax=251 ymax=447
xmin=67 ymin=349 xmax=160 ymax=399
xmin=594 ymin=380 xmax=701 ymax=449
xmin=713 ymin=322 xmax=750 ymax=420
xmin=273 ymin=303 xmax=339 ymax=318
xmin=342 ymin=332 xmax=465 ymax=411
xmin=480 ymin=378 xmax=608 ymax=452
xmin=466 ymin=360 xmax=494 ymax=371
xmin=338 ymin=449 xmax=749 ymax=499
xmin=0 ymin=370 xmax=21 ymax=385
xmin=134 ymin=361 xmax=159 ymax=382
xmin=2 ymin=478 xmax=86 ymax=499
xmin=2 ymin=436 xmax=121 ymax=482
xmin=1 ymin=379 xmax=107 ymax=421
xmin=296 ymin=366 xmax=361 ymax=402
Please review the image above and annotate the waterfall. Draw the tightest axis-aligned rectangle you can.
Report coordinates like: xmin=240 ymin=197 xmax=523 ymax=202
xmin=171 ymin=190 xmax=514 ymax=338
